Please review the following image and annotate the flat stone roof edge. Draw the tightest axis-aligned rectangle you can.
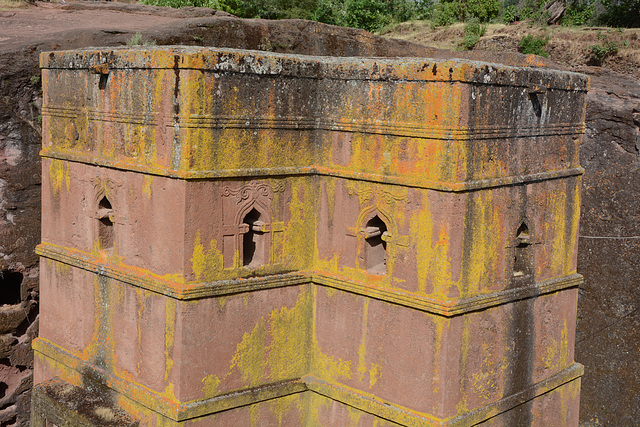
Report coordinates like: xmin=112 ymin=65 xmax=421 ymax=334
xmin=40 ymin=46 xmax=589 ymax=90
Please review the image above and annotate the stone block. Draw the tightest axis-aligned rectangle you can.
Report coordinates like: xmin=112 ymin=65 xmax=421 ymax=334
xmin=34 ymin=47 xmax=588 ymax=426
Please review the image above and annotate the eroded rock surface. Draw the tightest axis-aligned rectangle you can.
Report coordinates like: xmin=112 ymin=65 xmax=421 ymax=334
xmin=575 ymin=67 xmax=640 ymax=426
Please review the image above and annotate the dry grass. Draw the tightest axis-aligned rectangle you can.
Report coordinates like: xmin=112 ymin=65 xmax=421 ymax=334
xmin=381 ymin=20 xmax=640 ymax=79
xmin=0 ymin=0 xmax=30 ymax=10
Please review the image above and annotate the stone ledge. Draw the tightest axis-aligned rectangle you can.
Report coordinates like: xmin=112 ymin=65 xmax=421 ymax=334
xmin=305 ymin=363 xmax=583 ymax=426
xmin=42 ymin=105 xmax=586 ymax=140
xmin=37 ymin=242 xmax=582 ymax=316
xmin=39 ymin=150 xmax=585 ymax=192
xmin=33 ymin=338 xmax=583 ymax=426
xmin=39 ymin=46 xmax=589 ymax=91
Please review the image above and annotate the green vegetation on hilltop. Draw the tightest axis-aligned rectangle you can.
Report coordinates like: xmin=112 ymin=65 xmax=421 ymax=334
xmin=140 ymin=0 xmax=433 ymax=32
xmin=138 ymin=0 xmax=640 ymax=31
xmin=598 ymin=0 xmax=640 ymax=27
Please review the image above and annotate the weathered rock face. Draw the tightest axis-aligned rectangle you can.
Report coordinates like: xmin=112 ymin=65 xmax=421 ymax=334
xmin=0 ymin=50 xmax=43 ymax=427
xmin=575 ymin=67 xmax=640 ymax=426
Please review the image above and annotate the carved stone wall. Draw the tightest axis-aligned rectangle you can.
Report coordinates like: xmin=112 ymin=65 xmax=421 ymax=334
xmin=33 ymin=47 xmax=587 ymax=426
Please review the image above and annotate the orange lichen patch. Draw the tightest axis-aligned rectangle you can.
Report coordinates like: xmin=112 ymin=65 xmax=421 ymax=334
xmin=525 ymin=54 xmax=548 ymax=68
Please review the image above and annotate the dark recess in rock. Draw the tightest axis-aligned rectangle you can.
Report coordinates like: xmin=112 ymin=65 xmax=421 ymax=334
xmin=0 ymin=272 xmax=22 ymax=307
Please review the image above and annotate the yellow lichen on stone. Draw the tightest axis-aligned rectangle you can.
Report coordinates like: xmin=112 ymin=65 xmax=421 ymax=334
xmin=202 ymin=374 xmax=221 ymax=398
xmin=560 ymin=320 xmax=569 ymax=367
xmin=164 ymin=298 xmax=176 ymax=394
xmin=369 ymin=363 xmax=380 ymax=389
xmin=565 ymin=181 xmax=581 ymax=276
xmin=190 ymin=231 xmax=224 ymax=282
xmin=463 ymin=191 xmax=501 ymax=296
xmin=471 ymin=342 xmax=505 ymax=403
xmin=431 ymin=226 xmax=454 ymax=297
xmin=268 ymin=393 xmax=300 ymax=426
xmin=267 ymin=293 xmax=309 ymax=379
xmin=357 ymin=299 xmax=369 ymax=383
xmin=49 ymin=159 xmax=67 ymax=196
xmin=284 ymin=180 xmax=315 ymax=269
xmin=142 ymin=175 xmax=153 ymax=199
xmin=549 ymin=189 xmax=569 ymax=278
xmin=230 ymin=319 xmax=267 ymax=387
xmin=411 ymin=193 xmax=434 ymax=294
xmin=347 ymin=404 xmax=363 ymax=425
xmin=457 ymin=316 xmax=472 ymax=414
xmin=543 ymin=339 xmax=559 ymax=371
xmin=307 ymin=392 xmax=332 ymax=426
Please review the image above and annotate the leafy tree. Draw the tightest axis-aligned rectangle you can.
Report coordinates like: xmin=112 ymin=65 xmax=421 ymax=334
xmin=598 ymin=0 xmax=640 ymax=27
xmin=221 ymin=0 xmax=318 ymax=19
xmin=433 ymin=0 xmax=500 ymax=25
xmin=141 ymin=0 xmax=424 ymax=32
xmin=342 ymin=0 xmax=395 ymax=31
xmin=561 ymin=0 xmax=596 ymax=26
xmin=315 ymin=0 xmax=420 ymax=32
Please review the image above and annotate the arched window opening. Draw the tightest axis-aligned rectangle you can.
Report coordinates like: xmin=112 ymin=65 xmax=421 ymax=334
xmin=364 ymin=215 xmax=388 ymax=275
xmin=97 ymin=196 xmax=114 ymax=250
xmin=513 ymin=222 xmax=533 ymax=280
xmin=242 ymin=208 xmax=264 ymax=267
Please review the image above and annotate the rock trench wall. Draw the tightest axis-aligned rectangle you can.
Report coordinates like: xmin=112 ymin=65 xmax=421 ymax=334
xmin=575 ymin=68 xmax=640 ymax=426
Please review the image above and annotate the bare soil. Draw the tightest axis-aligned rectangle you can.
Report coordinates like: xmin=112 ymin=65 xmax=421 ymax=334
xmin=382 ymin=20 xmax=640 ymax=80
xmin=0 ymin=1 xmax=234 ymax=52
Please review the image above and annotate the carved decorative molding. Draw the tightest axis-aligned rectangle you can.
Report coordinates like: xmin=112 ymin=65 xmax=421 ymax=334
xmin=222 ymin=181 xmax=285 ymax=204
xmin=346 ymin=182 xmax=411 ymax=207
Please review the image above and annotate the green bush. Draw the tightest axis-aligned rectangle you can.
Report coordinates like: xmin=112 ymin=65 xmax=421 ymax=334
xmin=465 ymin=0 xmax=500 ymax=22
xmin=140 ymin=0 xmax=422 ymax=32
xmin=314 ymin=0 xmax=341 ymax=25
xmin=224 ymin=0 xmax=318 ymax=19
xmin=461 ymin=20 xmax=486 ymax=50
xmin=519 ymin=34 xmax=550 ymax=57
xmin=589 ymin=41 xmax=619 ymax=63
xmin=432 ymin=0 xmax=457 ymax=26
xmin=141 ymin=0 xmax=228 ymax=9
xmin=502 ymin=4 xmax=517 ymax=24
xmin=432 ymin=0 xmax=499 ymax=25
xmin=413 ymin=0 xmax=435 ymax=20
xmin=503 ymin=0 xmax=548 ymax=24
xmin=589 ymin=33 xmax=620 ymax=64
xmin=315 ymin=0 xmax=420 ymax=32
xmin=342 ymin=0 xmax=394 ymax=32
xmin=561 ymin=0 xmax=595 ymax=26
